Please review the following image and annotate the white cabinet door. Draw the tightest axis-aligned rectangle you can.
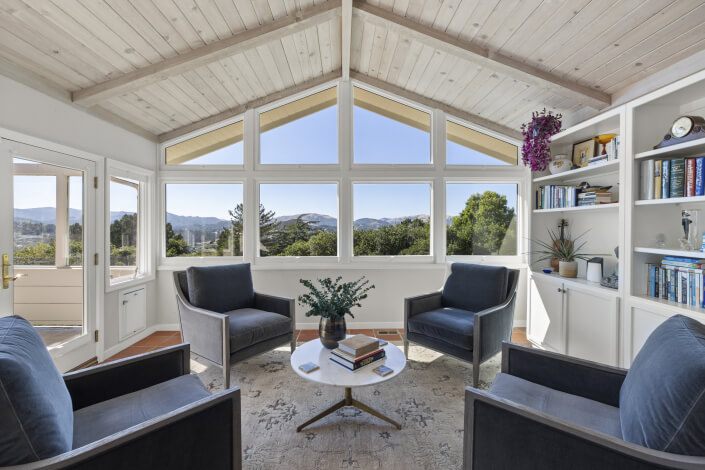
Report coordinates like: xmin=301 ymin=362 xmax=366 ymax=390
xmin=528 ymin=275 xmax=564 ymax=352
xmin=565 ymin=286 xmax=619 ymax=366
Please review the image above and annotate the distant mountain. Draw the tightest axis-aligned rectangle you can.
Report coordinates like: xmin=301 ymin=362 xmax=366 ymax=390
xmin=14 ymin=208 xmax=432 ymax=232
xmin=14 ymin=207 xmax=82 ymax=225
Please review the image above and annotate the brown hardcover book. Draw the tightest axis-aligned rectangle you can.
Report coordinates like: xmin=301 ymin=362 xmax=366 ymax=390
xmin=337 ymin=335 xmax=379 ymax=357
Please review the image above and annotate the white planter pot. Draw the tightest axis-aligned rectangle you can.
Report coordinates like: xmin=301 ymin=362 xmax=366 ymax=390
xmin=559 ymin=260 xmax=578 ymax=278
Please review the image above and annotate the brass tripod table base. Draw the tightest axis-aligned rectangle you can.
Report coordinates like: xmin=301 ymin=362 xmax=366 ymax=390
xmin=296 ymin=387 xmax=401 ymax=432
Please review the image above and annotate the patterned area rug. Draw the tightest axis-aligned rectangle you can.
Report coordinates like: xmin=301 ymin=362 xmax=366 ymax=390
xmin=193 ymin=344 xmax=500 ymax=470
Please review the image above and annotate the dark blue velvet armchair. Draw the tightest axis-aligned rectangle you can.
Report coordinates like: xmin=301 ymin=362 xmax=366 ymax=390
xmin=0 ymin=315 xmax=241 ymax=470
xmin=173 ymin=263 xmax=295 ymax=389
xmin=465 ymin=315 xmax=705 ymax=469
xmin=404 ymin=263 xmax=519 ymax=387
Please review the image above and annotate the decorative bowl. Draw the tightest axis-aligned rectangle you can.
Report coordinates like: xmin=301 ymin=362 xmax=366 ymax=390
xmin=548 ymin=154 xmax=571 ymax=174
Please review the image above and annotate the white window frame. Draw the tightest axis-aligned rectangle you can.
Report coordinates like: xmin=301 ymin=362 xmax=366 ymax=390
xmin=159 ymin=177 xmax=246 ymax=267
xmin=444 ymin=176 xmax=527 ymax=266
xmin=255 ymin=82 xmax=341 ymax=170
xmin=445 ymin=115 xmax=520 ymax=169
xmin=156 ymin=78 xmax=527 ymax=271
xmin=351 ymin=81 xmax=435 ymax=169
xmin=105 ymin=160 xmax=154 ymax=292
xmin=350 ymin=179 xmax=435 ymax=264
xmin=160 ymin=114 xmax=246 ymax=171
xmin=255 ymin=179 xmax=341 ymax=265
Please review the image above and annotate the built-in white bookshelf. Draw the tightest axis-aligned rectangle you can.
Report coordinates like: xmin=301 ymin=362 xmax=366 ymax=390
xmin=533 ymin=203 xmax=619 ymax=214
xmin=529 ymin=68 xmax=705 ymax=368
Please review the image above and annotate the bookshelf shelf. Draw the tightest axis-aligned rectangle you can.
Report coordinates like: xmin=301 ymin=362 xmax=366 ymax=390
xmin=533 ymin=203 xmax=619 ymax=214
xmin=634 ymin=195 xmax=705 ymax=206
xmin=531 ymin=270 xmax=619 ymax=296
xmin=532 ymin=160 xmax=619 ymax=183
xmin=632 ymin=294 xmax=705 ymax=316
xmin=633 ymin=247 xmax=705 ymax=258
xmin=634 ymin=138 xmax=705 ymax=160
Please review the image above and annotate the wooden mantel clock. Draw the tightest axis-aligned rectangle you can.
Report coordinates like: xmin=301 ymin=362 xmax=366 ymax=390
xmin=654 ymin=115 xmax=705 ymax=149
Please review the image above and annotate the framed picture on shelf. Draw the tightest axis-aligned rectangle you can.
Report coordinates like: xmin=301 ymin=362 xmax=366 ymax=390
xmin=572 ymin=139 xmax=596 ymax=167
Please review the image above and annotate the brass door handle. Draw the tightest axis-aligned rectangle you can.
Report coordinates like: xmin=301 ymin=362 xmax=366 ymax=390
xmin=2 ymin=254 xmax=26 ymax=290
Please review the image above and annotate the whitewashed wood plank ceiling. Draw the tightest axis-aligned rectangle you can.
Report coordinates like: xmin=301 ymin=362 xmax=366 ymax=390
xmin=0 ymin=0 xmax=703 ymax=140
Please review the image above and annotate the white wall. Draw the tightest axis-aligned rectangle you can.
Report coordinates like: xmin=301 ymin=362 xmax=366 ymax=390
xmin=0 ymin=74 xmax=159 ymax=355
xmin=0 ymin=74 xmax=156 ymax=170
xmin=156 ymin=266 xmax=528 ymax=330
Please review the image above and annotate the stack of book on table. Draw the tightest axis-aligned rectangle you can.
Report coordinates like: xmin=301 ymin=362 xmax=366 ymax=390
xmin=646 ymin=257 xmax=705 ymax=308
xmin=330 ymin=335 xmax=386 ymax=372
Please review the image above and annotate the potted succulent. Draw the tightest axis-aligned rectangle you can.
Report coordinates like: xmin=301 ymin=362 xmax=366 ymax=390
xmin=298 ymin=276 xmax=375 ymax=349
xmin=532 ymin=227 xmax=597 ymax=278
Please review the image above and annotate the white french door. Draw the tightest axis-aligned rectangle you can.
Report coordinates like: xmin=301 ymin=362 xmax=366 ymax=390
xmin=0 ymin=138 xmax=99 ymax=371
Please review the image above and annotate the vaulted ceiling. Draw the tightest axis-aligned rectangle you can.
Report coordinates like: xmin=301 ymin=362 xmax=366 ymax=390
xmin=0 ymin=0 xmax=704 ymax=141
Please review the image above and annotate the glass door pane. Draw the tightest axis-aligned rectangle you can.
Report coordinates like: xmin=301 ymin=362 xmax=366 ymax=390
xmin=13 ymin=157 xmax=84 ymax=349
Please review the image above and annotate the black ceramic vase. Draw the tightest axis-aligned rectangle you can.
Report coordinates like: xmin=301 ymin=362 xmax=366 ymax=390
xmin=319 ymin=316 xmax=346 ymax=349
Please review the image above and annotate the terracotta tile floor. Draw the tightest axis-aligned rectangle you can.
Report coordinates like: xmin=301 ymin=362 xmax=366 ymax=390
xmin=103 ymin=328 xmax=531 ymax=363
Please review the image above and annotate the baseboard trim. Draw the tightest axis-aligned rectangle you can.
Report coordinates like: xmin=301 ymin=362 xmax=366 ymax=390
xmin=513 ymin=320 xmax=527 ymax=328
xmin=101 ymin=323 xmax=181 ymax=361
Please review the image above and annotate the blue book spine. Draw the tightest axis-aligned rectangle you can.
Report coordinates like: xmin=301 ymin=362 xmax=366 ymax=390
xmin=697 ymin=157 xmax=705 ymax=196
xmin=650 ymin=265 xmax=656 ymax=297
xmin=664 ymin=256 xmax=702 ymax=262
xmin=662 ymin=160 xmax=670 ymax=198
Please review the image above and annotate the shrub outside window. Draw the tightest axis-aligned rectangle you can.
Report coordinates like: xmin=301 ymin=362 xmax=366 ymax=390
xmin=446 ymin=183 xmax=518 ymax=256
xmin=353 ymin=183 xmax=431 ymax=256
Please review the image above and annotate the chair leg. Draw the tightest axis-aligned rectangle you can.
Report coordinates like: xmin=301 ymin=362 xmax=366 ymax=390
xmin=472 ymin=362 xmax=480 ymax=388
xmin=223 ymin=365 xmax=230 ymax=390
xmin=291 ymin=335 xmax=297 ymax=353
xmin=404 ymin=339 xmax=409 ymax=358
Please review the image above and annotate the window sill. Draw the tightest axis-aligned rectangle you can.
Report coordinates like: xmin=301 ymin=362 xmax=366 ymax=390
xmin=105 ymin=274 xmax=155 ymax=293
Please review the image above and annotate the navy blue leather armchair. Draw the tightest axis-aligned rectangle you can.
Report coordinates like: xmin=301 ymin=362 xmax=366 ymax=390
xmin=404 ymin=263 xmax=519 ymax=387
xmin=465 ymin=315 xmax=705 ymax=469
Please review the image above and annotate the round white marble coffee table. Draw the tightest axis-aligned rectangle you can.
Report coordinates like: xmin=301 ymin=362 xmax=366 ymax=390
xmin=290 ymin=337 xmax=406 ymax=432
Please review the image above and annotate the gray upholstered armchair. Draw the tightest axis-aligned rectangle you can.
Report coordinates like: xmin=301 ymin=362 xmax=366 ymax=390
xmin=0 ymin=315 xmax=241 ymax=470
xmin=465 ymin=315 xmax=705 ymax=470
xmin=173 ymin=263 xmax=295 ymax=389
xmin=404 ymin=263 xmax=519 ymax=387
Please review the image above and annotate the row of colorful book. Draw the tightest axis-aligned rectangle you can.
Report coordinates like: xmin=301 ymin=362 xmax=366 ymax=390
xmin=645 ymin=257 xmax=705 ymax=308
xmin=640 ymin=157 xmax=705 ymax=200
xmin=536 ymin=185 xmax=615 ymax=209
xmin=330 ymin=335 xmax=386 ymax=372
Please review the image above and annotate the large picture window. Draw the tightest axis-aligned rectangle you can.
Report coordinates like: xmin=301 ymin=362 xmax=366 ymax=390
xmin=353 ymin=183 xmax=431 ymax=256
xmin=258 ymin=184 xmax=338 ymax=257
xmin=353 ymin=86 xmax=431 ymax=164
xmin=446 ymin=183 xmax=518 ymax=255
xmin=447 ymin=120 xmax=518 ymax=165
xmin=259 ymin=87 xmax=338 ymax=164
xmin=165 ymin=120 xmax=244 ymax=166
xmin=165 ymin=183 xmax=243 ymax=257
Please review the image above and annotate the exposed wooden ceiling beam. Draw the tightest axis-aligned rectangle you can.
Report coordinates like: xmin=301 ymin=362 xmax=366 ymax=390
xmin=353 ymin=1 xmax=611 ymax=110
xmin=351 ymin=72 xmax=522 ymax=140
xmin=158 ymin=70 xmax=342 ymax=143
xmin=341 ymin=0 xmax=352 ymax=80
xmin=0 ymin=56 xmax=158 ymax=141
xmin=73 ymin=1 xmax=341 ymax=107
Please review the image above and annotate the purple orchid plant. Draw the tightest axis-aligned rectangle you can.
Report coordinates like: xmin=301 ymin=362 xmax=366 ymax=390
xmin=521 ymin=109 xmax=563 ymax=172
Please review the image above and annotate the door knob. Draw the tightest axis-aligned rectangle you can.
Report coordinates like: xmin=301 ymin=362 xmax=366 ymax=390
xmin=2 ymin=254 xmax=26 ymax=290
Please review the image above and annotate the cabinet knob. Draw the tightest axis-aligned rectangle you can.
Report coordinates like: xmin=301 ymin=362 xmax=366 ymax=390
xmin=557 ymin=288 xmax=562 ymax=293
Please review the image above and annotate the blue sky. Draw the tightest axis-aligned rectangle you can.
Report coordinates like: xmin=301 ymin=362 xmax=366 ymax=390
xmin=14 ymin=106 xmax=517 ymax=221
